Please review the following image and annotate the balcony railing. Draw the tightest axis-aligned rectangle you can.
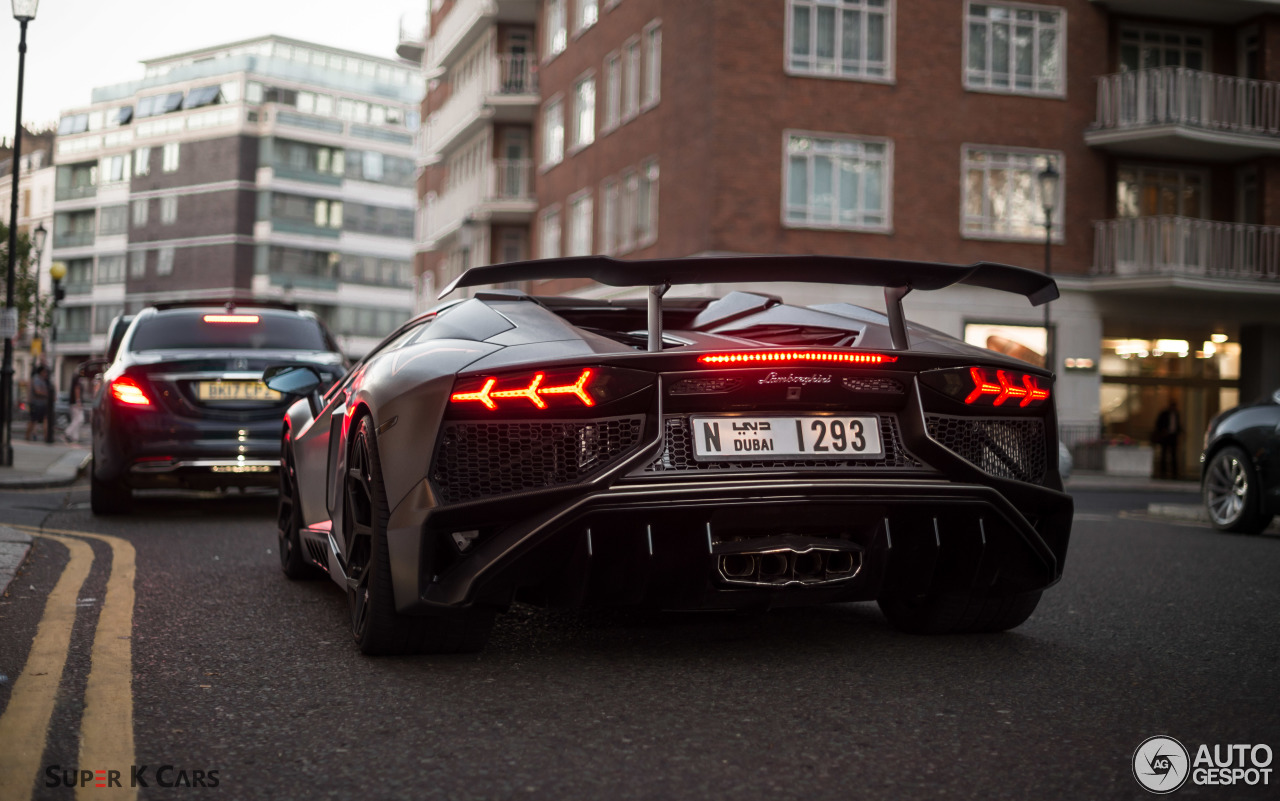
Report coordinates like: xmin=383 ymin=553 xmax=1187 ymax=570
xmin=422 ymin=158 xmax=534 ymax=243
xmin=1094 ymin=67 xmax=1280 ymax=137
xmin=1093 ymin=216 xmax=1280 ymax=282
xmin=425 ymin=54 xmax=538 ymax=154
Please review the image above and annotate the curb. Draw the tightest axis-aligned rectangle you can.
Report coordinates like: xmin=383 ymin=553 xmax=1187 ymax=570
xmin=0 ymin=451 xmax=91 ymax=489
xmin=1145 ymin=502 xmax=1280 ymax=532
xmin=0 ymin=526 xmax=34 ymax=597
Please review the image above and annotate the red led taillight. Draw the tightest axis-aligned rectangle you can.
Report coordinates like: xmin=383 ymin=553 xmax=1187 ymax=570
xmin=965 ymin=367 xmax=1049 ymax=408
xmin=109 ymin=376 xmax=153 ymax=407
xmin=450 ymin=368 xmax=596 ymax=410
xmin=203 ymin=314 xmax=260 ymax=324
xmin=698 ymin=351 xmax=897 ymax=365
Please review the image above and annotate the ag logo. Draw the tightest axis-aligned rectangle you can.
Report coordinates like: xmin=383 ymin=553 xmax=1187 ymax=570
xmin=1133 ymin=736 xmax=1190 ymax=794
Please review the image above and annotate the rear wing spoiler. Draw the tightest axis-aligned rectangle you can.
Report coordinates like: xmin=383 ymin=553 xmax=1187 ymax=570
xmin=439 ymin=255 xmax=1057 ymax=351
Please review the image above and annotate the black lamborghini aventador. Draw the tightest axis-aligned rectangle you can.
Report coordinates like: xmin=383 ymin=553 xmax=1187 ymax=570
xmin=266 ymin=255 xmax=1073 ymax=654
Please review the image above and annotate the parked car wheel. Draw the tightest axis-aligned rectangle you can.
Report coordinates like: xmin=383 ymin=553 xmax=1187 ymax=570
xmin=1203 ymin=445 xmax=1273 ymax=534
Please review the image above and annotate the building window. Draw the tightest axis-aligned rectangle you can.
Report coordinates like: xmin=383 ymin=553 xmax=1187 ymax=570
xmin=1116 ymin=165 xmax=1206 ymax=219
xmin=788 ymin=0 xmax=892 ymax=81
xmin=134 ymin=147 xmax=151 ymax=177
xmin=540 ymin=206 xmax=562 ymax=258
xmin=543 ymin=97 xmax=565 ymax=167
xmin=623 ymin=37 xmax=641 ymax=120
xmin=162 ymin=142 xmax=181 ymax=172
xmin=600 ymin=179 xmax=619 ymax=255
xmin=636 ymin=159 xmax=658 ymax=245
xmin=100 ymin=154 xmax=131 ymax=185
xmin=131 ymin=199 xmax=149 ymax=227
xmin=619 ymin=170 xmax=637 ymax=252
xmin=784 ymin=132 xmax=891 ymax=231
xmin=98 ymin=205 xmax=128 ymax=236
xmin=573 ymin=74 xmax=596 ymax=149
xmin=965 ymin=1 xmax=1065 ymax=97
xmin=642 ymin=22 xmax=662 ymax=106
xmin=962 ymin=146 xmax=1063 ymax=241
xmin=160 ymin=196 xmax=178 ymax=225
xmin=577 ymin=0 xmax=598 ymax=33
xmin=568 ymin=191 xmax=593 ymax=256
xmin=315 ymin=199 xmax=344 ymax=228
xmin=546 ymin=0 xmax=567 ymax=57
xmin=157 ymin=246 xmax=175 ymax=275
xmin=97 ymin=255 xmax=125 ymax=284
xmin=129 ymin=250 xmax=147 ymax=278
xmin=1119 ymin=25 xmax=1207 ymax=72
xmin=603 ymin=52 xmax=622 ymax=131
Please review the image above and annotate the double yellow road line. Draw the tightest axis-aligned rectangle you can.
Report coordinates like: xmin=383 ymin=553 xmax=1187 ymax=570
xmin=0 ymin=526 xmax=136 ymax=801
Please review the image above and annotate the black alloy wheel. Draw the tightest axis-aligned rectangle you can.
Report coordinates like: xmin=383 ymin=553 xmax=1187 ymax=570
xmin=344 ymin=418 xmax=379 ymax=643
xmin=278 ymin=429 xmax=322 ymax=579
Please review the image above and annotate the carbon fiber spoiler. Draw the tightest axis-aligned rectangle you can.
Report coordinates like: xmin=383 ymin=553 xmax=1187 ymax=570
xmin=439 ymin=255 xmax=1058 ymax=351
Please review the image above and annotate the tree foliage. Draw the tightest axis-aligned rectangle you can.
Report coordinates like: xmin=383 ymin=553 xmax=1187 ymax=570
xmin=0 ymin=220 xmax=53 ymax=334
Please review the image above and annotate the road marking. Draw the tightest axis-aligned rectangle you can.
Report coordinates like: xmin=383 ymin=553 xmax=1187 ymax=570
xmin=0 ymin=535 xmax=94 ymax=799
xmin=7 ymin=525 xmax=138 ymax=801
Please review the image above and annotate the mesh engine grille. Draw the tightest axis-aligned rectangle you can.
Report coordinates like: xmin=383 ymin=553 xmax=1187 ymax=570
xmin=644 ymin=415 xmax=923 ymax=472
xmin=432 ymin=416 xmax=645 ymax=504
xmin=925 ymin=414 xmax=1047 ymax=484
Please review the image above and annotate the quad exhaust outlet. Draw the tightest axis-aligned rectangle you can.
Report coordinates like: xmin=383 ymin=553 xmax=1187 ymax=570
xmin=713 ymin=537 xmax=863 ymax=587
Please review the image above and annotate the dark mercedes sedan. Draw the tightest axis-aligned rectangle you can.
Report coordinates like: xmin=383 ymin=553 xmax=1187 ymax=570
xmin=1201 ymin=388 xmax=1280 ymax=534
xmin=90 ymin=303 xmax=346 ymax=514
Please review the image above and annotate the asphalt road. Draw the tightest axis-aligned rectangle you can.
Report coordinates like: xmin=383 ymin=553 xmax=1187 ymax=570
xmin=0 ymin=482 xmax=1277 ymax=801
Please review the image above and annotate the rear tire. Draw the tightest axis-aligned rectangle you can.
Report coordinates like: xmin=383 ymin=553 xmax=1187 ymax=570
xmin=343 ymin=415 xmax=495 ymax=655
xmin=90 ymin=469 xmax=132 ymax=515
xmin=278 ymin=429 xmax=323 ymax=580
xmin=1203 ymin=446 xmax=1273 ymax=534
xmin=878 ymin=590 xmax=1042 ymax=634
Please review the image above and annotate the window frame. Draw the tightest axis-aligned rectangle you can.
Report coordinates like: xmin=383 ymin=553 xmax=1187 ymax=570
xmin=784 ymin=0 xmax=896 ymax=83
xmin=567 ymin=189 xmax=594 ymax=256
xmin=622 ymin=36 xmax=642 ymax=122
xmin=542 ymin=95 xmax=566 ymax=169
xmin=642 ymin=21 xmax=662 ymax=108
xmin=159 ymin=195 xmax=178 ymax=225
xmin=571 ymin=71 xmax=596 ymax=151
xmin=781 ymin=130 xmax=894 ymax=233
xmin=600 ymin=178 xmax=620 ymax=256
xmin=963 ymin=0 xmax=1067 ymax=99
xmin=161 ymin=142 xmax=181 ymax=172
xmin=576 ymin=0 xmax=599 ymax=34
xmin=602 ymin=51 xmax=622 ymax=132
xmin=539 ymin=205 xmax=563 ymax=259
xmin=960 ymin=144 xmax=1065 ymax=243
xmin=545 ymin=0 xmax=568 ymax=60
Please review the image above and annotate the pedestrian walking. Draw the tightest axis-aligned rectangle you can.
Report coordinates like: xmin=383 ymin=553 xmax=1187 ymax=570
xmin=1154 ymin=399 xmax=1182 ymax=479
xmin=25 ymin=364 xmax=50 ymax=442
xmin=64 ymin=370 xmax=86 ymax=442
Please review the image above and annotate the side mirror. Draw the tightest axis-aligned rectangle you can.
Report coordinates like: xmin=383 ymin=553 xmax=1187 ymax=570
xmin=263 ymin=365 xmax=323 ymax=396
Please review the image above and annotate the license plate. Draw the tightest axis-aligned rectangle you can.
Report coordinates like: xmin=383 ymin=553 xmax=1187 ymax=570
xmin=690 ymin=415 xmax=883 ymax=460
xmin=196 ymin=381 xmax=282 ymax=402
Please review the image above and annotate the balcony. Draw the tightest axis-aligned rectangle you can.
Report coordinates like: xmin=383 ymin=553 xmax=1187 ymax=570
xmin=1093 ymin=216 xmax=1280 ymax=291
xmin=427 ymin=0 xmax=538 ymax=72
xmin=424 ymin=54 xmax=539 ymax=156
xmin=1088 ymin=0 xmax=1280 ymax=24
xmin=397 ymin=12 xmax=427 ymax=64
xmin=54 ymin=184 xmax=96 ymax=202
xmin=421 ymin=158 xmax=536 ymax=246
xmin=1089 ymin=68 xmax=1280 ymax=161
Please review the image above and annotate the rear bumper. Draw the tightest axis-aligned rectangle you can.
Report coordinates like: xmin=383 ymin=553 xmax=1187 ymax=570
xmin=387 ymin=476 xmax=1072 ymax=613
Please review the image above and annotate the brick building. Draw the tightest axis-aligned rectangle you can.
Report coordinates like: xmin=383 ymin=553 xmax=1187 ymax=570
xmin=408 ymin=0 xmax=1280 ymax=477
xmin=50 ymin=36 xmax=422 ymax=379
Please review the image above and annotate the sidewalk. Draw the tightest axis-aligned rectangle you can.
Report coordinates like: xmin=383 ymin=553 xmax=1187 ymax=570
xmin=1065 ymin=470 xmax=1200 ymax=494
xmin=0 ymin=438 xmax=91 ymax=489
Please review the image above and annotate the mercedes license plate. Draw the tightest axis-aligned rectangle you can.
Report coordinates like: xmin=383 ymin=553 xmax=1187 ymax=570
xmin=690 ymin=415 xmax=883 ymax=460
xmin=196 ymin=381 xmax=282 ymax=402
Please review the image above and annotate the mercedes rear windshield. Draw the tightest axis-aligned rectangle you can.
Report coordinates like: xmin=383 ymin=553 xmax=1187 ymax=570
xmin=129 ymin=311 xmax=333 ymax=352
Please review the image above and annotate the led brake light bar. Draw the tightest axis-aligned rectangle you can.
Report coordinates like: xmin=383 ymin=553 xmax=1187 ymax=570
xmin=203 ymin=314 xmax=260 ymax=324
xmin=698 ymin=351 xmax=897 ymax=365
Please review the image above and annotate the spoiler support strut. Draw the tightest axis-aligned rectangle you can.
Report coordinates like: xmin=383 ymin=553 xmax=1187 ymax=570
xmin=884 ymin=285 xmax=912 ymax=351
xmin=647 ymin=282 xmax=670 ymax=352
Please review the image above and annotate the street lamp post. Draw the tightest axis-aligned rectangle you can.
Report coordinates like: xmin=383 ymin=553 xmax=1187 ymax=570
xmin=2 ymin=0 xmax=42 ymax=466
xmin=1037 ymin=160 xmax=1060 ymax=374
xmin=44 ymin=259 xmax=63 ymax=443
